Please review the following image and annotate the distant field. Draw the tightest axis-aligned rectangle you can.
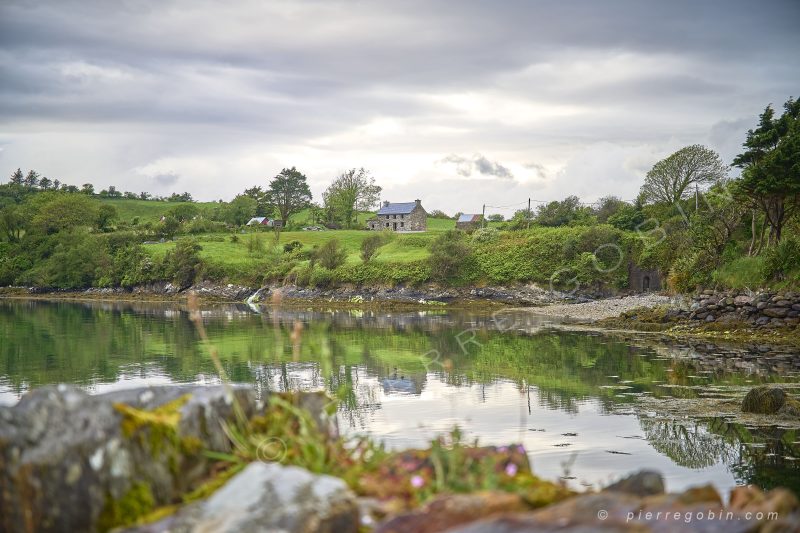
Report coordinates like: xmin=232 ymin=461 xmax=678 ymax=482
xmin=101 ymin=198 xmax=220 ymax=224
xmin=144 ymin=227 xmax=441 ymax=265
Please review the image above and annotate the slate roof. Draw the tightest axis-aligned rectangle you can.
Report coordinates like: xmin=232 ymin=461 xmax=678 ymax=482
xmin=377 ymin=202 xmax=418 ymax=215
xmin=457 ymin=214 xmax=482 ymax=223
xmin=247 ymin=217 xmax=267 ymax=225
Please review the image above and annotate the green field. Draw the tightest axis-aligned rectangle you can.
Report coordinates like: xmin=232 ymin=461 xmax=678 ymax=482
xmin=101 ymin=198 xmax=220 ymax=224
xmin=145 ymin=228 xmax=443 ymax=266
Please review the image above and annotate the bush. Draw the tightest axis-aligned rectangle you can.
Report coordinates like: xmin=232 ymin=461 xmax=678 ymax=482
xmin=230 ymin=234 xmax=239 ymax=244
xmin=283 ymin=240 xmax=303 ymax=253
xmin=762 ymin=238 xmax=800 ymax=282
xmin=246 ymin=233 xmax=265 ymax=256
xmin=315 ymin=239 xmax=347 ymax=270
xmin=428 ymin=230 xmax=475 ymax=283
xmin=360 ymin=234 xmax=384 ymax=262
xmin=165 ymin=238 xmax=203 ymax=289
xmin=471 ymin=227 xmax=499 ymax=243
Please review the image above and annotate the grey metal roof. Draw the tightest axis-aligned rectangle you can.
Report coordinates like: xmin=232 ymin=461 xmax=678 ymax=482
xmin=377 ymin=202 xmax=417 ymax=215
xmin=457 ymin=214 xmax=481 ymax=222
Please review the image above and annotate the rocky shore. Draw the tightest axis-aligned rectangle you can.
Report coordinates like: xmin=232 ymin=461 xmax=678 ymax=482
xmin=3 ymin=384 xmax=800 ymax=532
xmin=2 ymin=281 xmax=607 ymax=306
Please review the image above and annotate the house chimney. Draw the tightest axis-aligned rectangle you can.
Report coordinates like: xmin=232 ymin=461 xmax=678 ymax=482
xmin=414 ymin=199 xmax=421 ymax=206
xmin=383 ymin=200 xmax=390 ymax=207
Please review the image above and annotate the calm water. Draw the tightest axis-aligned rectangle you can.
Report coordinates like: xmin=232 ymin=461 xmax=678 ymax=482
xmin=2 ymin=299 xmax=800 ymax=495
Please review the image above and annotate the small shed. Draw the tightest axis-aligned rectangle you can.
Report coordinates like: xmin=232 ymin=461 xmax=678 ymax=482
xmin=246 ymin=217 xmax=268 ymax=226
xmin=628 ymin=262 xmax=661 ymax=292
xmin=456 ymin=214 xmax=483 ymax=230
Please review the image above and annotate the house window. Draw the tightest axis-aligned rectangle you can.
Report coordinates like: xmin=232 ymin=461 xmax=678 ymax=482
xmin=400 ymin=222 xmax=404 ymax=227
xmin=401 ymin=214 xmax=404 ymax=219
xmin=385 ymin=222 xmax=389 ymax=227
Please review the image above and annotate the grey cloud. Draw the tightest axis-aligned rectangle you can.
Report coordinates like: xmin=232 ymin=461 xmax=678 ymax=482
xmin=0 ymin=0 xmax=797 ymax=202
xmin=440 ymin=154 xmax=514 ymax=180
xmin=152 ymin=172 xmax=180 ymax=187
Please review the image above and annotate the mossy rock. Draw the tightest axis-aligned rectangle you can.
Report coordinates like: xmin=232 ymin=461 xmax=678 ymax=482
xmin=778 ymin=398 xmax=800 ymax=419
xmin=741 ymin=386 xmax=788 ymax=414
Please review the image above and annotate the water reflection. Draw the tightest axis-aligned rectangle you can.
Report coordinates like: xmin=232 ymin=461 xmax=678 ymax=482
xmin=1 ymin=299 xmax=800 ymax=494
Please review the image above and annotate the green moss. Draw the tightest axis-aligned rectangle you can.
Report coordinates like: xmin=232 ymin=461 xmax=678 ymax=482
xmin=97 ymin=481 xmax=155 ymax=532
xmin=115 ymin=394 xmax=191 ymax=456
xmin=182 ymin=463 xmax=245 ymax=503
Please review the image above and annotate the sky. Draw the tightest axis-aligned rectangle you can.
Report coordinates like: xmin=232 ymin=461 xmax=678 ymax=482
xmin=1 ymin=0 xmax=798 ymax=215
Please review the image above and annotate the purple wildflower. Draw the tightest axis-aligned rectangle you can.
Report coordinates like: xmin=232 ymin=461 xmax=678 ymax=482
xmin=505 ymin=463 xmax=518 ymax=477
xmin=410 ymin=475 xmax=425 ymax=488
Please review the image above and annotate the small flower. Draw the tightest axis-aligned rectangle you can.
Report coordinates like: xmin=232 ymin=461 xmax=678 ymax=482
xmin=410 ymin=475 xmax=425 ymax=488
xmin=516 ymin=444 xmax=526 ymax=454
xmin=498 ymin=446 xmax=508 ymax=453
xmin=505 ymin=463 xmax=518 ymax=477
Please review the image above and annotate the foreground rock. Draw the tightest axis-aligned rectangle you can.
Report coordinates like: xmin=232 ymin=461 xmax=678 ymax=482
xmin=126 ymin=462 xmax=359 ymax=533
xmin=447 ymin=482 xmax=799 ymax=532
xmin=742 ymin=385 xmax=800 ymax=418
xmin=0 ymin=385 xmax=329 ymax=533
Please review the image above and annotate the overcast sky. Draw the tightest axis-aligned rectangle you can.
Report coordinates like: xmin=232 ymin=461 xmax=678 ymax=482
xmin=1 ymin=0 xmax=798 ymax=214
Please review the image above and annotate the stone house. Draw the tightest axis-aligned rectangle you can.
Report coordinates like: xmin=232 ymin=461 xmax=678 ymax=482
xmin=455 ymin=214 xmax=483 ymax=230
xmin=368 ymin=200 xmax=427 ymax=231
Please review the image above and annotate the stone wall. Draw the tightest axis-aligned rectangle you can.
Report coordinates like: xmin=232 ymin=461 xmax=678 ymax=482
xmin=686 ymin=290 xmax=800 ymax=328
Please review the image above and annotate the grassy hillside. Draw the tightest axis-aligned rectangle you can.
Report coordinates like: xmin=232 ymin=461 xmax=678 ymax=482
xmin=101 ymin=198 xmax=220 ymax=224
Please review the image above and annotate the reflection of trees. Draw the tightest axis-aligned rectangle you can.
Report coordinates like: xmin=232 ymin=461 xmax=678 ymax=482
xmin=705 ymin=418 xmax=800 ymax=493
xmin=639 ymin=417 xmax=735 ymax=469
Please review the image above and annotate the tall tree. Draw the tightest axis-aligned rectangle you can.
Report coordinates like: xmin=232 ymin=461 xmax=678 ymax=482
xmin=640 ymin=145 xmax=728 ymax=204
xmin=243 ymin=186 xmax=271 ymax=216
xmin=322 ymin=168 xmax=381 ymax=227
xmin=266 ymin=167 xmax=312 ymax=222
xmin=38 ymin=177 xmax=53 ymax=190
xmin=733 ymin=97 xmax=800 ymax=244
xmin=81 ymin=183 xmax=95 ymax=195
xmin=9 ymin=168 xmax=24 ymax=186
xmin=24 ymin=170 xmax=40 ymax=189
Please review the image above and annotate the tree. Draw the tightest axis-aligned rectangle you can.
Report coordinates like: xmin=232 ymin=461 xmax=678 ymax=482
xmin=223 ymin=195 xmax=258 ymax=226
xmin=9 ymin=169 xmax=24 ymax=186
xmin=266 ymin=167 xmax=312 ymax=223
xmin=81 ymin=183 xmax=95 ymax=195
xmin=733 ymin=97 xmax=800 ymax=245
xmin=243 ymin=186 xmax=271 ymax=217
xmin=0 ymin=204 xmax=25 ymax=242
xmin=24 ymin=170 xmax=40 ymax=189
xmin=168 ymin=192 xmax=192 ymax=202
xmin=428 ymin=209 xmax=450 ymax=219
xmin=38 ymin=177 xmax=53 ymax=190
xmin=167 ymin=203 xmax=199 ymax=223
xmin=322 ymin=168 xmax=381 ymax=227
xmin=487 ymin=214 xmax=504 ymax=222
xmin=52 ymin=179 xmax=61 ymax=190
xmin=535 ymin=196 xmax=592 ymax=227
xmin=595 ymin=196 xmax=628 ymax=223
xmin=139 ymin=192 xmax=152 ymax=200
xmin=640 ymin=145 xmax=728 ymax=204
xmin=95 ymin=204 xmax=118 ymax=231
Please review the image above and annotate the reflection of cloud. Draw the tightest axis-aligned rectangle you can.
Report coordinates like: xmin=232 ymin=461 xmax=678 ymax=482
xmin=440 ymin=153 xmax=514 ymax=180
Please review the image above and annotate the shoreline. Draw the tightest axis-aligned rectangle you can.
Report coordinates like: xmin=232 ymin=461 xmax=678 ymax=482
xmin=3 ymin=285 xmax=798 ymax=348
